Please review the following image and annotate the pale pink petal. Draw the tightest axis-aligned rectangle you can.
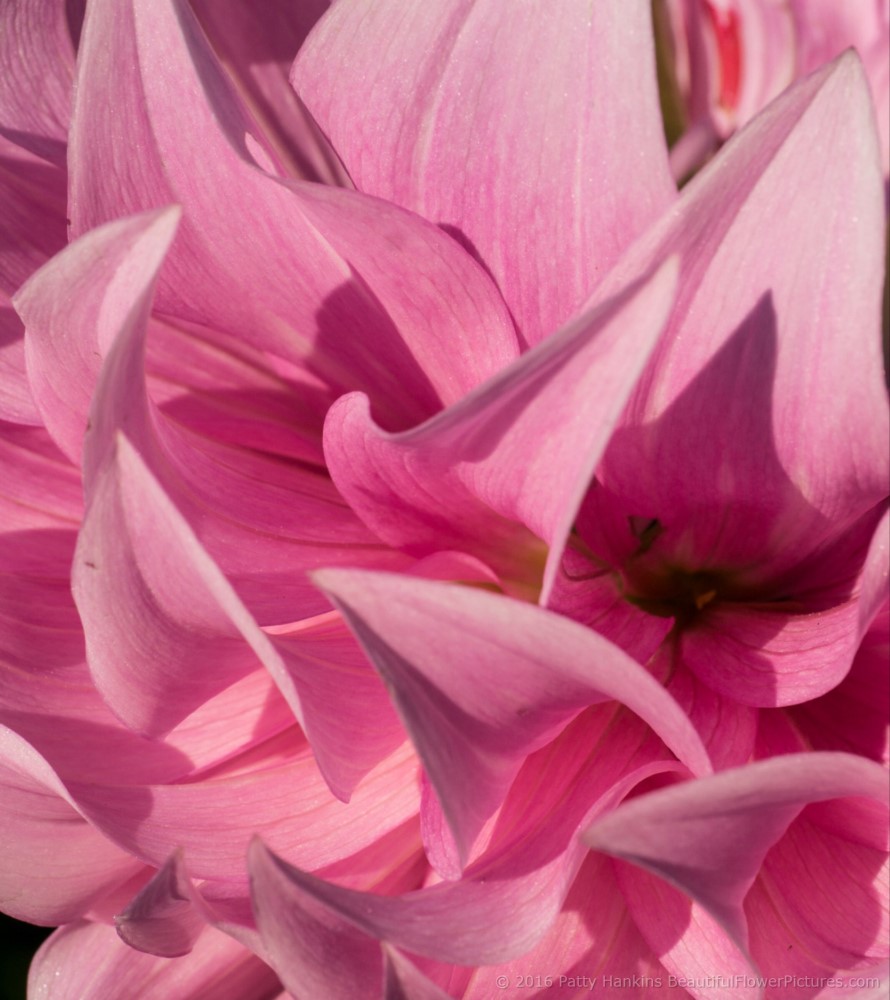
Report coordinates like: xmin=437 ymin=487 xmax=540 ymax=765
xmin=790 ymin=0 xmax=890 ymax=172
xmin=316 ymin=568 xmax=711 ymax=868
xmin=585 ymin=753 xmax=889 ymax=951
xmin=69 ymin=0 xmax=517 ymax=421
xmin=116 ymin=852 xmax=206 ymax=958
xmin=0 ymin=305 xmax=40 ymax=424
xmin=0 ymin=726 xmax=142 ymax=924
xmin=189 ymin=0 xmax=348 ymax=185
xmin=383 ymin=946 xmax=454 ymax=1000
xmin=67 ymin=740 xmax=421 ymax=883
xmin=457 ymin=853 xmax=674 ymax=999
xmin=325 ymin=261 xmax=678 ymax=600
xmin=14 ymin=207 xmax=181 ymax=465
xmin=743 ymin=795 xmax=888 ymax=984
xmin=614 ymin=860 xmax=759 ymax=1000
xmin=0 ymin=423 xmax=82 ymax=530
xmin=594 ymin=54 xmax=888 ymax=582
xmin=0 ymin=0 xmax=76 ymax=164
xmin=29 ymin=920 xmax=281 ymax=1000
xmin=294 ymin=0 xmax=676 ymax=345
xmin=248 ymin=752 xmax=685 ymax=974
xmin=74 ymin=435 xmax=404 ymax=798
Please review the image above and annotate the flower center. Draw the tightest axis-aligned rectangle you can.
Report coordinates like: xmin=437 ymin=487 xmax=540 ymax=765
xmin=624 ymin=566 xmax=728 ymax=628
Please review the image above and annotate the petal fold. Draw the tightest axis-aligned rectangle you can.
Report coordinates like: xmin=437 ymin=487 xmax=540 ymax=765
xmin=584 ymin=752 xmax=889 ymax=951
xmin=315 ymin=569 xmax=711 ymax=867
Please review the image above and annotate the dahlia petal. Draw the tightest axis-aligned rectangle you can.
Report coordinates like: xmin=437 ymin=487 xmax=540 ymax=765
xmin=584 ymin=752 xmax=889 ymax=951
xmin=790 ymin=600 xmax=889 ymax=764
xmin=115 ymin=852 xmax=206 ymax=958
xmin=75 ymin=434 xmax=403 ymax=798
xmin=68 ymin=741 xmax=420 ymax=883
xmin=189 ymin=0 xmax=347 ymax=185
xmin=745 ymin=795 xmax=889 ymax=976
xmin=0 ymin=726 xmax=142 ymax=924
xmin=28 ymin=920 xmax=281 ymax=1000
xmin=325 ymin=261 xmax=678 ymax=600
xmin=383 ymin=946 xmax=454 ymax=1000
xmin=69 ymin=0 xmax=516 ymax=421
xmin=597 ymin=53 xmax=889 ymax=579
xmin=314 ymin=568 xmax=710 ymax=867
xmin=293 ymin=0 xmax=676 ymax=344
xmin=0 ymin=305 xmax=40 ymax=424
xmin=0 ymin=0 xmax=75 ymax=165
xmin=14 ymin=207 xmax=179 ymax=466
xmin=0 ymin=137 xmax=68 ymax=295
xmin=249 ymin=754 xmax=684 ymax=969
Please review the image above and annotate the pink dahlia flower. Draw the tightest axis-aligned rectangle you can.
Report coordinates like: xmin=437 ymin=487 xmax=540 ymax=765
xmin=660 ymin=0 xmax=890 ymax=180
xmin=0 ymin=1 xmax=887 ymax=999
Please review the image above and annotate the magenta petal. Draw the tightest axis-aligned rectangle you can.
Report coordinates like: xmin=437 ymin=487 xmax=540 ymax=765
xmin=325 ymin=261 xmax=678 ymax=599
xmin=315 ymin=568 xmax=711 ymax=866
xmin=596 ymin=53 xmax=889 ymax=579
xmin=294 ymin=0 xmax=676 ymax=345
xmin=69 ymin=0 xmax=516 ymax=423
xmin=29 ymin=920 xmax=281 ymax=1000
xmin=585 ymin=752 xmax=889 ymax=951
xmin=0 ymin=726 xmax=141 ymax=924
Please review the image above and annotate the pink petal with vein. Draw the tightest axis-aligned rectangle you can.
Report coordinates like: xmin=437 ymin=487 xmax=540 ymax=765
xmin=0 ymin=0 xmax=76 ymax=164
xmin=29 ymin=920 xmax=281 ymax=1000
xmin=189 ymin=0 xmax=348 ymax=185
xmin=595 ymin=54 xmax=888 ymax=582
xmin=316 ymin=568 xmax=710 ymax=867
xmin=585 ymin=753 xmax=889 ymax=951
xmin=294 ymin=0 xmax=675 ymax=344
xmin=325 ymin=261 xmax=678 ymax=600
xmin=69 ymin=0 xmax=516 ymax=424
xmin=0 ymin=726 xmax=143 ymax=924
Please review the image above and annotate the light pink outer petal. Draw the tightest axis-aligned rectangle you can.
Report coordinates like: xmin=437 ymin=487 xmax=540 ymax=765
xmin=189 ymin=0 xmax=348 ymax=185
xmin=115 ymin=852 xmax=208 ymax=958
xmin=75 ymin=432 xmax=404 ymax=799
xmin=325 ymin=261 xmax=678 ymax=601
xmin=596 ymin=54 xmax=889 ymax=581
xmin=742 ymin=794 xmax=889 ymax=992
xmin=248 ymin=752 xmax=683 ymax=979
xmin=613 ymin=861 xmax=760 ymax=1000
xmin=315 ymin=568 xmax=711 ymax=867
xmin=0 ymin=0 xmax=76 ymax=165
xmin=0 ymin=726 xmax=142 ymax=924
xmin=28 ymin=920 xmax=281 ymax=1000
xmin=69 ymin=0 xmax=517 ymax=422
xmin=294 ymin=0 xmax=676 ymax=346
xmin=14 ymin=207 xmax=180 ymax=465
xmin=67 ymin=740 xmax=421 ymax=885
xmin=584 ymin=753 xmax=889 ymax=952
